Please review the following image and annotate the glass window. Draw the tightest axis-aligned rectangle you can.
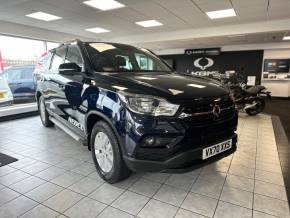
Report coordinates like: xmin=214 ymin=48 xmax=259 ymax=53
xmin=65 ymin=45 xmax=83 ymax=67
xmin=46 ymin=41 xmax=60 ymax=50
xmin=21 ymin=68 xmax=34 ymax=79
xmin=86 ymin=43 xmax=172 ymax=73
xmin=50 ymin=46 xmax=67 ymax=72
xmin=3 ymin=67 xmax=34 ymax=81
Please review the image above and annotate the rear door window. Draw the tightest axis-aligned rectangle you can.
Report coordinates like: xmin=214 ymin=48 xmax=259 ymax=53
xmin=50 ymin=46 xmax=67 ymax=72
xmin=65 ymin=45 xmax=83 ymax=68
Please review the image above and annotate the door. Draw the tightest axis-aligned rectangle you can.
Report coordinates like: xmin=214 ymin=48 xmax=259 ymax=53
xmin=61 ymin=45 xmax=86 ymax=136
xmin=45 ymin=45 xmax=68 ymax=119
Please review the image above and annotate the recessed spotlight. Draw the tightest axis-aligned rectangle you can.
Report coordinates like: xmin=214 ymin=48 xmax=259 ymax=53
xmin=25 ymin=11 xmax=62 ymax=21
xmin=85 ymin=27 xmax=110 ymax=33
xmin=83 ymin=0 xmax=125 ymax=11
xmin=206 ymin=9 xmax=236 ymax=19
xmin=135 ymin=20 xmax=163 ymax=27
xmin=283 ymin=36 xmax=290 ymax=40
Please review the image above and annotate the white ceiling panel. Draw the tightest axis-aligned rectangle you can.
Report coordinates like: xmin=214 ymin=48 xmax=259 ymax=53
xmin=0 ymin=0 xmax=290 ymax=47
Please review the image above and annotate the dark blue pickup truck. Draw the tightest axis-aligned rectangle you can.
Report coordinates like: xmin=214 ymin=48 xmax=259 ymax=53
xmin=34 ymin=39 xmax=238 ymax=183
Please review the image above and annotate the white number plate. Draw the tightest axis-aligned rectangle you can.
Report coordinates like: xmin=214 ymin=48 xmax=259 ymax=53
xmin=202 ymin=139 xmax=232 ymax=160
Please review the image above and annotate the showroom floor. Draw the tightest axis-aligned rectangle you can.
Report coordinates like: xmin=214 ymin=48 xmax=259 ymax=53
xmin=0 ymin=114 xmax=289 ymax=218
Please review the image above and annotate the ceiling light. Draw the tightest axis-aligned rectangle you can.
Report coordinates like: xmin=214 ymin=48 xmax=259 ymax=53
xmin=283 ymin=36 xmax=290 ymax=40
xmin=83 ymin=0 xmax=125 ymax=11
xmin=136 ymin=20 xmax=163 ymax=27
xmin=206 ymin=9 xmax=236 ymax=19
xmin=25 ymin=12 xmax=62 ymax=21
xmin=85 ymin=27 xmax=110 ymax=34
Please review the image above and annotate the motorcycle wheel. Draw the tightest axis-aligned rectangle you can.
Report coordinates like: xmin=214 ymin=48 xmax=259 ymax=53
xmin=245 ymin=98 xmax=265 ymax=116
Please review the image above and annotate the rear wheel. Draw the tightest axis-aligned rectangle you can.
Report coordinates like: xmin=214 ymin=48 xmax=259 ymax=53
xmin=245 ymin=98 xmax=265 ymax=116
xmin=91 ymin=121 xmax=131 ymax=183
xmin=38 ymin=96 xmax=54 ymax=127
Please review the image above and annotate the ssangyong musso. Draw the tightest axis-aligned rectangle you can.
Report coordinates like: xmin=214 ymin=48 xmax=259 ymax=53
xmin=35 ymin=40 xmax=238 ymax=183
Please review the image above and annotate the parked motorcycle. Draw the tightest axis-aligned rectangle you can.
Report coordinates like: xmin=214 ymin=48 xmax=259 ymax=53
xmin=228 ymin=82 xmax=271 ymax=116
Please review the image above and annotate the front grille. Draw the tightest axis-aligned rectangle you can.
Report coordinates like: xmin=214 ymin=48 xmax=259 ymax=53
xmin=135 ymin=97 xmax=238 ymax=162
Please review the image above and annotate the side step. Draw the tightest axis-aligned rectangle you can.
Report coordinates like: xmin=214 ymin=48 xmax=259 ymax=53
xmin=50 ymin=116 xmax=84 ymax=143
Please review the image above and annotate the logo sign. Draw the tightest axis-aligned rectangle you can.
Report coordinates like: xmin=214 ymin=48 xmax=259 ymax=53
xmin=185 ymin=48 xmax=220 ymax=56
xmin=194 ymin=57 xmax=214 ymax=70
xmin=212 ymin=105 xmax=221 ymax=118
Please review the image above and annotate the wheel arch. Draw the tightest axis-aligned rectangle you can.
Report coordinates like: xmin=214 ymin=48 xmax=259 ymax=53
xmin=86 ymin=111 xmax=124 ymax=153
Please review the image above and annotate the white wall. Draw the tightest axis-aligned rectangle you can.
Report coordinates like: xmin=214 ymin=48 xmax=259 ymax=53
xmin=262 ymin=49 xmax=290 ymax=97
xmin=264 ymin=49 xmax=290 ymax=59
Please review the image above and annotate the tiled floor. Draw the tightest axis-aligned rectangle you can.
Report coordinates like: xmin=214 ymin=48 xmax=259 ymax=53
xmin=0 ymin=114 xmax=289 ymax=218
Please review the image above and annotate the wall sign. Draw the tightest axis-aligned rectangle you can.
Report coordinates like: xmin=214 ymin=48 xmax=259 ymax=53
xmin=185 ymin=48 xmax=221 ymax=56
xmin=160 ymin=50 xmax=264 ymax=84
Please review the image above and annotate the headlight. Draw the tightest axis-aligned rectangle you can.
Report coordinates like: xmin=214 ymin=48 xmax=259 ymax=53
xmin=118 ymin=91 xmax=179 ymax=116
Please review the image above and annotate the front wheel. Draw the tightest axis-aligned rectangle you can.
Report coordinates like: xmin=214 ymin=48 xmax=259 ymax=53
xmin=245 ymin=98 xmax=265 ymax=116
xmin=91 ymin=121 xmax=131 ymax=183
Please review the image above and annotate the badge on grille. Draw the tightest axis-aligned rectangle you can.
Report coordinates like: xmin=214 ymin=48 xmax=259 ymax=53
xmin=212 ymin=105 xmax=221 ymax=118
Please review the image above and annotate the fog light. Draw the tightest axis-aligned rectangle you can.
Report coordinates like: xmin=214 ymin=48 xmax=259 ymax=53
xmin=144 ymin=136 xmax=155 ymax=146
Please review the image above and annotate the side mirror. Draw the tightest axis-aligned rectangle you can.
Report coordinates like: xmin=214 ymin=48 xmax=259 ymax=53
xmin=59 ymin=63 xmax=81 ymax=75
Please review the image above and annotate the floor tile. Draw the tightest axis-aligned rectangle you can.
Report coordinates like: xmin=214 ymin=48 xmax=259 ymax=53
xmin=181 ymin=193 xmax=218 ymax=217
xmin=25 ymin=182 xmax=63 ymax=203
xmin=112 ymin=191 xmax=149 ymax=215
xmin=224 ymin=174 xmax=254 ymax=192
xmin=19 ymin=204 xmax=60 ymax=218
xmin=89 ymin=183 xmax=125 ymax=204
xmin=220 ymin=186 xmax=253 ymax=209
xmin=191 ymin=178 xmax=223 ymax=199
xmin=214 ymin=201 xmax=252 ymax=218
xmin=50 ymin=172 xmax=84 ymax=188
xmin=97 ymin=206 xmax=134 ymax=218
xmin=153 ymin=184 xmax=187 ymax=206
xmin=64 ymin=197 xmax=106 ymax=218
xmin=253 ymin=210 xmax=279 ymax=218
xmin=253 ymin=194 xmax=290 ymax=218
xmin=21 ymin=161 xmax=51 ymax=175
xmin=229 ymin=164 xmax=255 ymax=179
xmin=129 ymin=178 xmax=161 ymax=197
xmin=165 ymin=174 xmax=196 ymax=191
xmin=138 ymin=199 xmax=178 ymax=218
xmin=68 ymin=177 xmax=103 ymax=195
xmin=142 ymin=173 xmax=170 ymax=183
xmin=254 ymin=180 xmax=287 ymax=201
xmin=198 ymin=171 xmax=226 ymax=185
xmin=8 ymin=158 xmax=36 ymax=169
xmin=35 ymin=166 xmax=66 ymax=181
xmin=175 ymin=208 xmax=208 ymax=218
xmin=43 ymin=189 xmax=83 ymax=213
xmin=255 ymin=169 xmax=285 ymax=186
xmin=70 ymin=163 xmax=95 ymax=176
xmin=57 ymin=159 xmax=84 ymax=170
xmin=0 ymin=170 xmax=30 ymax=186
xmin=0 ymin=165 xmax=17 ymax=176
xmin=9 ymin=176 xmax=45 ymax=194
xmin=0 ymin=196 xmax=38 ymax=218
xmin=0 ymin=188 xmax=20 ymax=206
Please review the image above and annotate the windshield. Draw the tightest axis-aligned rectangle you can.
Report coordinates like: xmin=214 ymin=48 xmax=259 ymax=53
xmin=86 ymin=43 xmax=172 ymax=73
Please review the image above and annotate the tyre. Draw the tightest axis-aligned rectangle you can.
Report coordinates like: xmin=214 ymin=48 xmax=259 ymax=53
xmin=245 ymin=98 xmax=265 ymax=116
xmin=38 ymin=96 xmax=54 ymax=127
xmin=91 ymin=121 xmax=131 ymax=183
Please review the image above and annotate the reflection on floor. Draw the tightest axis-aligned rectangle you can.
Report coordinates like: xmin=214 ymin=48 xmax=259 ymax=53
xmin=0 ymin=114 xmax=289 ymax=218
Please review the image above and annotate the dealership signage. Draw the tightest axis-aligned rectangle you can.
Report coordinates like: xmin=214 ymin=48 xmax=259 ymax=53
xmin=185 ymin=48 xmax=221 ymax=56
xmin=192 ymin=57 xmax=219 ymax=77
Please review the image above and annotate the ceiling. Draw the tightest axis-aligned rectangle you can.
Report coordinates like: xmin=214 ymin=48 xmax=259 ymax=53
xmin=0 ymin=0 xmax=290 ymax=50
